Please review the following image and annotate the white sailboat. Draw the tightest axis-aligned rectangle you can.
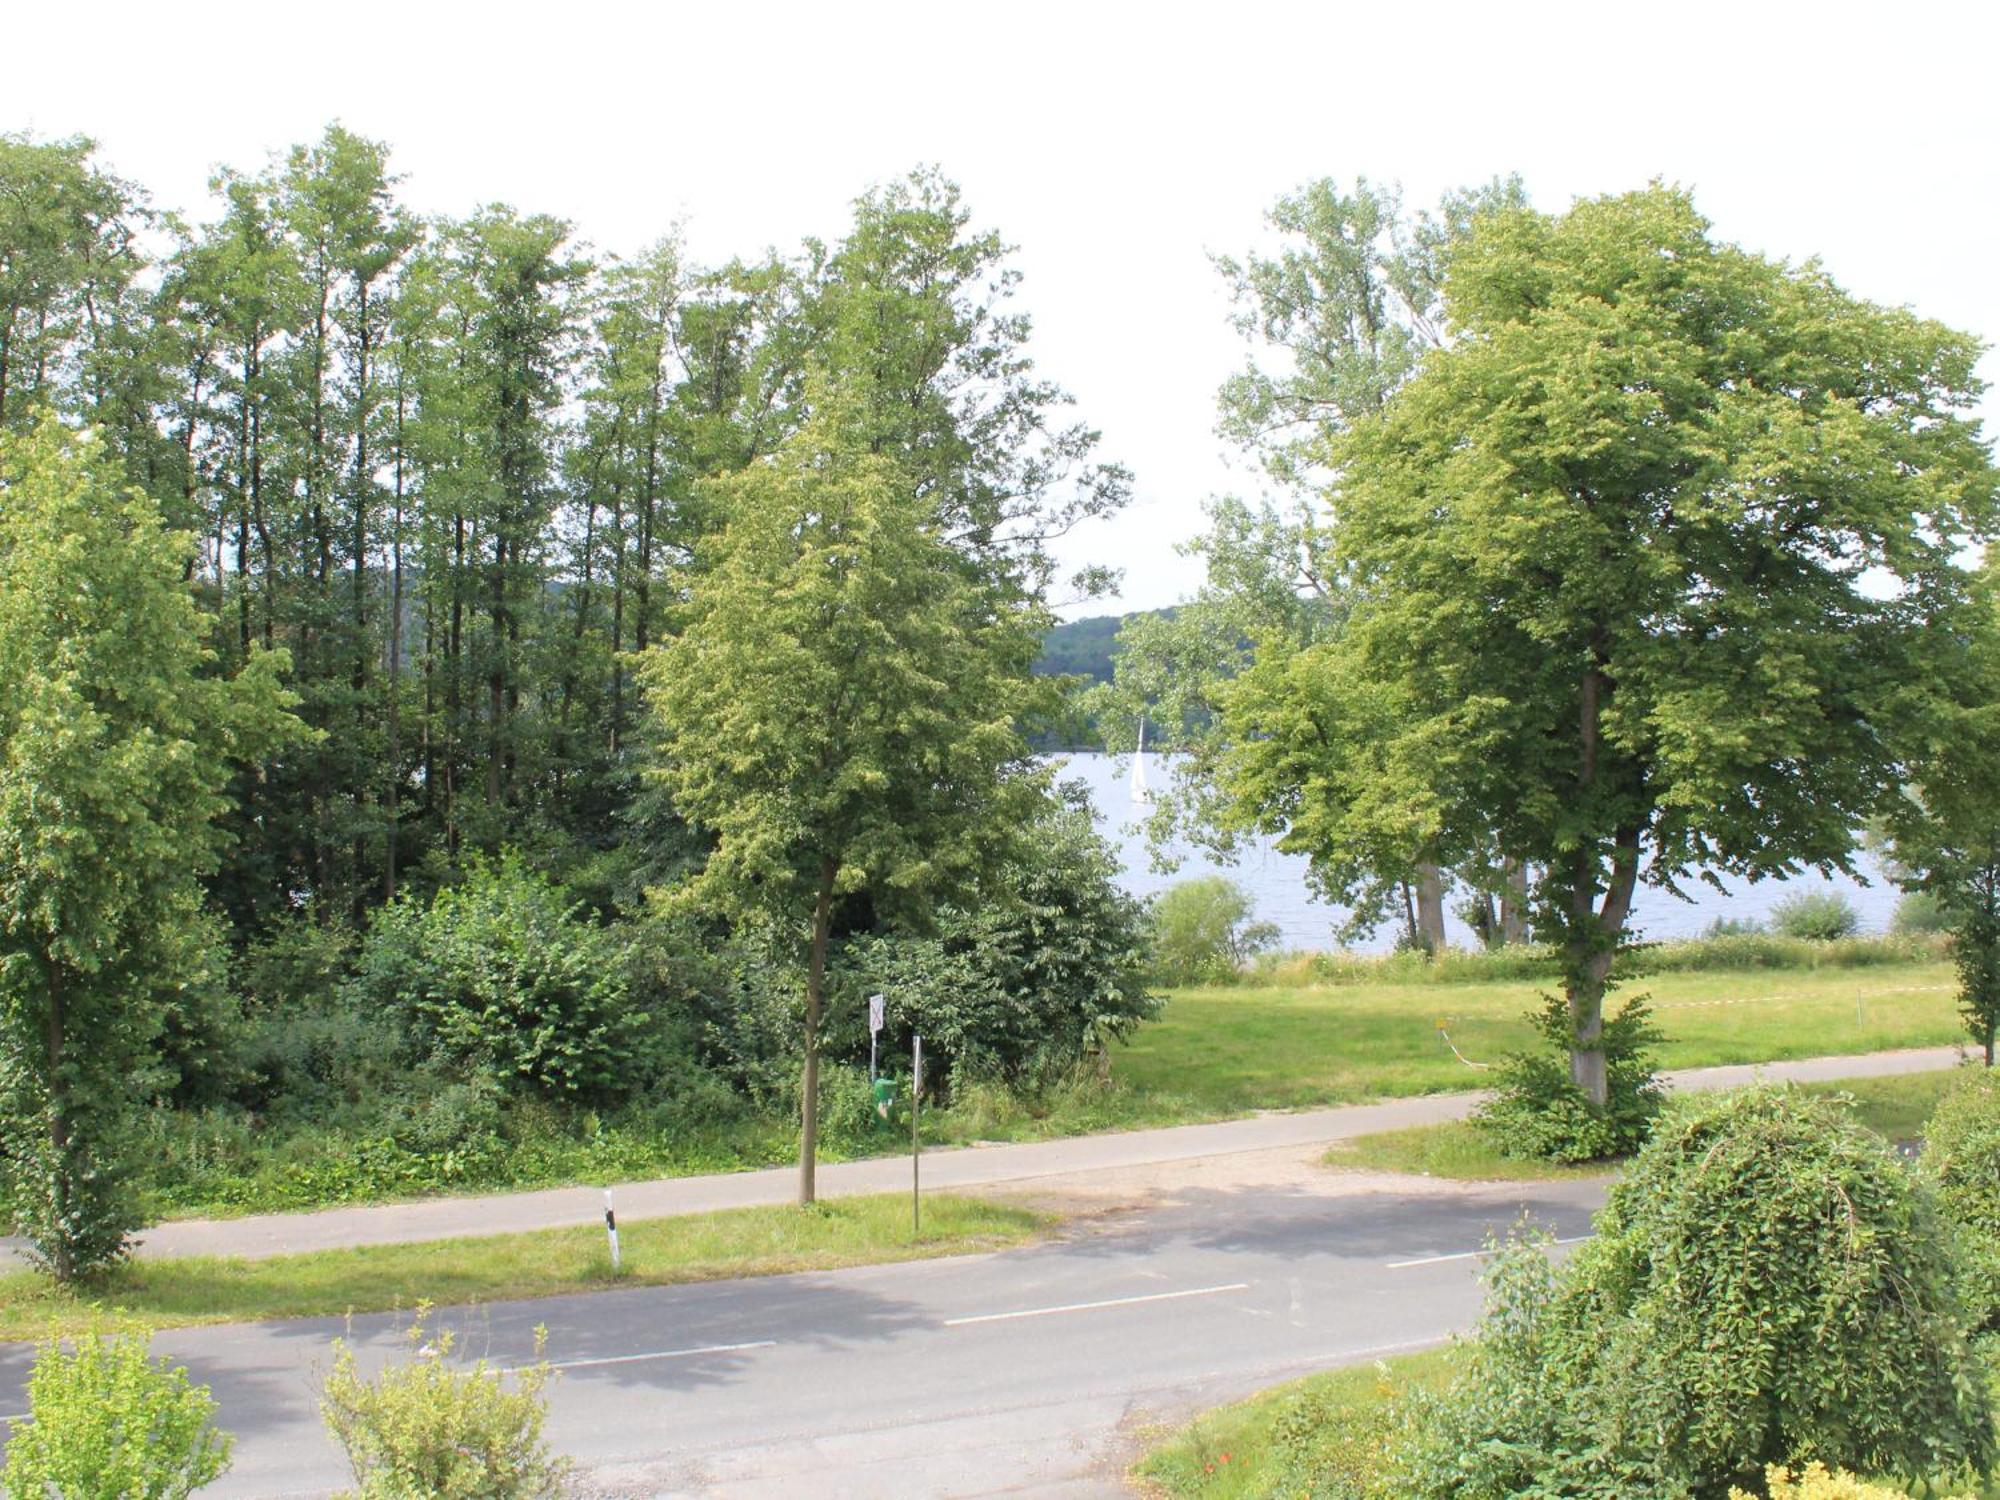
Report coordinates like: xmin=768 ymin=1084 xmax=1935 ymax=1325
xmin=1130 ymin=717 xmax=1153 ymax=810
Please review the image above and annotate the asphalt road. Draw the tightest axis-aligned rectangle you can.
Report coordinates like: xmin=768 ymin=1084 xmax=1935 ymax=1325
xmin=0 ymin=1175 xmax=1607 ymax=1498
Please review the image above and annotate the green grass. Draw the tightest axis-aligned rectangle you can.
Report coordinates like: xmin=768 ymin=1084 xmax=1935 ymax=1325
xmin=0 ymin=1193 xmax=1046 ymax=1343
xmin=1133 ymin=1345 xmax=1461 ymax=1498
xmin=1323 ymin=1066 xmax=1976 ymax=1184
xmin=1324 ymin=1121 xmax=1611 ymax=1181
xmin=1114 ymin=959 xmax=1959 ymax=1118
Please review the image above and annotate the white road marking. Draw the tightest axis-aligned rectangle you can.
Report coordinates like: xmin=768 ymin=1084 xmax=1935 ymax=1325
xmin=511 ymin=1338 xmax=777 ymax=1373
xmin=1387 ymin=1235 xmax=1592 ymax=1270
xmin=943 ymin=1281 xmax=1250 ymax=1327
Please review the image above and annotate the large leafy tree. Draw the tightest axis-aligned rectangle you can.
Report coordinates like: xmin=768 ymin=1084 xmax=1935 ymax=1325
xmin=1222 ymin=186 xmax=1997 ymax=1107
xmin=1880 ymin=568 xmax=2000 ymax=1064
xmin=1097 ymin=177 xmax=1526 ymax=947
xmin=0 ymin=423 xmax=300 ymax=1277
xmin=642 ymin=392 xmax=1048 ymax=1202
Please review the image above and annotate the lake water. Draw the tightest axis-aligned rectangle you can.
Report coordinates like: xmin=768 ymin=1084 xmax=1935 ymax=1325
xmin=1052 ymin=751 xmax=1899 ymax=954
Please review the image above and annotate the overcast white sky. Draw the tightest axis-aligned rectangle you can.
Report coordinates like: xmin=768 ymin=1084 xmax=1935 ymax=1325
xmin=11 ymin=0 xmax=1998 ymax=615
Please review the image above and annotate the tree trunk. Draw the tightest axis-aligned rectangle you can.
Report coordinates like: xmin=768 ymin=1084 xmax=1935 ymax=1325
xmin=1416 ymin=863 xmax=1447 ymax=952
xmin=1565 ymin=829 xmax=1640 ymax=1111
xmin=45 ymin=960 xmax=70 ymax=1283
xmin=1499 ymin=859 xmax=1529 ymax=945
xmin=799 ymin=858 xmax=837 ymax=1206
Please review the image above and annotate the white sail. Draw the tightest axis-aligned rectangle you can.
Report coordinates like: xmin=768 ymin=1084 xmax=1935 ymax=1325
xmin=1130 ymin=717 xmax=1152 ymax=809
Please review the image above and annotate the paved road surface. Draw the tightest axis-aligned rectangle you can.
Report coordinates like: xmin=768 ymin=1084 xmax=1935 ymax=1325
xmin=128 ymin=1045 xmax=1959 ymax=1262
xmin=4 ymin=1175 xmax=1608 ymax=1497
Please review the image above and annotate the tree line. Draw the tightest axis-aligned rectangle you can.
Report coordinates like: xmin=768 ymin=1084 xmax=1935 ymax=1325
xmin=1 ymin=125 xmax=1126 ymax=936
xmin=0 ymin=125 xmax=1157 ymax=1274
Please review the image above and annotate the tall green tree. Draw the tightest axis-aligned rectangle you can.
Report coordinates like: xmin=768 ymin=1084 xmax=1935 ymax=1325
xmin=1880 ymin=568 xmax=2000 ymax=1064
xmin=1099 ymin=177 xmax=1527 ymax=947
xmin=0 ymin=422 xmax=299 ymax=1278
xmin=0 ymin=133 xmax=148 ymax=436
xmin=1221 ymin=186 xmax=1998 ymax=1108
xmin=641 ymin=392 xmax=1048 ymax=1202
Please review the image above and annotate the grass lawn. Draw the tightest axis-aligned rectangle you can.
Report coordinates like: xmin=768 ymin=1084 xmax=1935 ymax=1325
xmin=1113 ymin=960 xmax=1958 ymax=1117
xmin=1323 ymin=1065 xmax=1974 ymax=1183
xmin=1132 ymin=1345 xmax=1461 ymax=1498
xmin=0 ymin=1193 xmax=1046 ymax=1342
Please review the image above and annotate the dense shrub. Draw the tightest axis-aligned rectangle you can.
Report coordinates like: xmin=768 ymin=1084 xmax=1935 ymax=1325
xmin=1921 ymin=1072 xmax=2000 ymax=1332
xmin=1148 ymin=875 xmax=1280 ymax=984
xmin=1702 ymin=915 xmax=1766 ymax=938
xmin=349 ymin=854 xmax=652 ymax=1101
xmin=1400 ymin=1086 xmax=1996 ymax=1497
xmin=2 ymin=1326 xmax=232 ymax=1498
xmin=320 ymin=1308 xmax=570 ymax=1499
xmin=1770 ymin=888 xmax=1864 ymax=941
xmin=1894 ymin=889 xmax=1948 ymax=935
xmin=837 ymin=784 xmax=1158 ymax=1088
xmin=1268 ymin=1366 xmax=1403 ymax=1498
xmin=1734 ymin=1463 xmax=1966 ymax=1499
xmin=1474 ymin=994 xmax=1665 ymax=1163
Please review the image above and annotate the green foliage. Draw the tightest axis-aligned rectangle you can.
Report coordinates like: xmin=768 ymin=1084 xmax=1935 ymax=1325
xmin=1148 ymin=876 xmax=1281 ymax=985
xmin=1 ymin=1326 xmax=232 ymax=1498
xmin=0 ymin=421 xmax=301 ymax=1279
xmin=1895 ymin=890 xmax=1950 ymax=935
xmin=319 ymin=1306 xmax=571 ymax=1499
xmin=1475 ymin=994 xmax=1665 ymax=1162
xmin=350 ymin=854 xmax=648 ymax=1100
xmin=1216 ymin=183 xmax=2000 ymax=1112
xmin=1921 ymin=1073 xmax=2000 ymax=1333
xmin=1266 ymin=1363 xmax=1407 ymax=1498
xmin=643 ymin=383 xmax=1052 ymax=1197
xmin=1771 ymin=890 xmax=1865 ymax=942
xmin=1704 ymin=916 xmax=1768 ymax=938
xmin=841 ymin=783 xmax=1158 ymax=1085
xmin=1403 ymin=1087 xmax=1997 ymax=1497
xmin=1735 ymin=1464 xmax=1953 ymax=1500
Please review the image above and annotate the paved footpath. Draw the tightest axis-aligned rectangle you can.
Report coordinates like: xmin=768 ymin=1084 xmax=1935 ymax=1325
xmin=118 ymin=1044 xmax=1966 ymax=1263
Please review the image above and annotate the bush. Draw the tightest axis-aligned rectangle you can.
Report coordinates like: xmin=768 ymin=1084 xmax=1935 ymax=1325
xmin=1893 ymin=889 xmax=1948 ymax=935
xmin=1769 ymin=888 xmax=1863 ymax=941
xmin=836 ymin=783 xmax=1159 ymax=1088
xmin=1148 ymin=875 xmax=1280 ymax=984
xmin=1733 ymin=1462 xmax=1966 ymax=1499
xmin=1400 ymin=1086 xmax=1996 ymax=1497
xmin=1269 ymin=1366 xmax=1403 ymax=1498
xmin=1 ymin=1326 xmax=232 ymax=1498
xmin=319 ymin=1306 xmax=571 ymax=1499
xmin=1703 ymin=915 xmax=1766 ymax=938
xmin=1473 ymin=994 xmax=1665 ymax=1163
xmin=350 ymin=854 xmax=651 ymax=1101
xmin=1921 ymin=1072 xmax=2000 ymax=1332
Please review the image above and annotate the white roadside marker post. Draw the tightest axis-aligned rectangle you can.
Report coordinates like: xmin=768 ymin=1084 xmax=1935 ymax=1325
xmin=605 ymin=1188 xmax=621 ymax=1274
xmin=869 ymin=991 xmax=885 ymax=1082
xmin=912 ymin=1034 xmax=923 ymax=1239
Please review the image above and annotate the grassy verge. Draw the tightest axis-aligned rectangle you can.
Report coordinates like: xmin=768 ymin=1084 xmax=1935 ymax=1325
xmin=1323 ymin=1066 xmax=1974 ymax=1184
xmin=1133 ymin=1346 xmax=1460 ymax=1498
xmin=0 ymin=1193 xmax=1046 ymax=1342
xmin=1116 ymin=959 xmax=1958 ymax=1117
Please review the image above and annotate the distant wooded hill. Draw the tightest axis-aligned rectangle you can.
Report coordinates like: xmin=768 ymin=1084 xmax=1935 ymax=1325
xmin=1030 ymin=608 xmax=1172 ymax=748
xmin=1034 ymin=608 xmax=1172 ymax=686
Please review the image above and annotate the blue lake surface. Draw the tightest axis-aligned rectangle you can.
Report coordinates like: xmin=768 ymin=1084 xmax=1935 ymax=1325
xmin=1053 ymin=751 xmax=1899 ymax=954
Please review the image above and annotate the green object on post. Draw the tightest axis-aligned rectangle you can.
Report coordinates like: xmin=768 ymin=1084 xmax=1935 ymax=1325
xmin=872 ymin=1077 xmax=897 ymax=1125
